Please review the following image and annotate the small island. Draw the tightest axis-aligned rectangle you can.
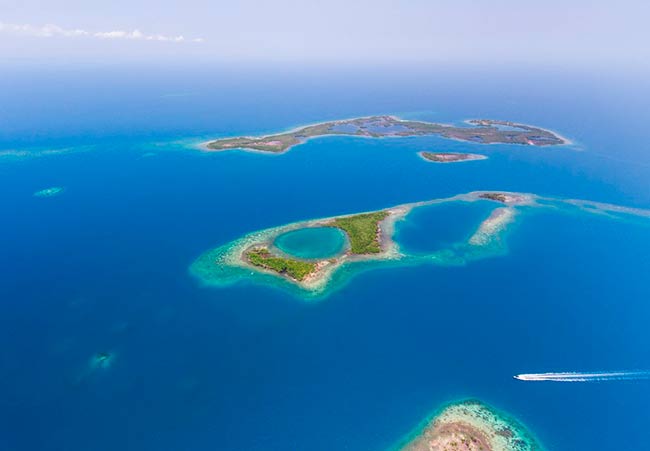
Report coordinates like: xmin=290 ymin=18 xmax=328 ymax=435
xmin=202 ymin=116 xmax=566 ymax=154
xmin=419 ymin=151 xmax=488 ymax=163
xmin=239 ymin=208 xmax=402 ymax=288
xmin=396 ymin=400 xmax=542 ymax=451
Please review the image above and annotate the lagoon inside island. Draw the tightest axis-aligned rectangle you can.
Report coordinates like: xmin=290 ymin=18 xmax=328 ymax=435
xmin=202 ymin=116 xmax=567 ymax=154
xmin=190 ymin=191 xmax=649 ymax=299
xmin=395 ymin=400 xmax=543 ymax=451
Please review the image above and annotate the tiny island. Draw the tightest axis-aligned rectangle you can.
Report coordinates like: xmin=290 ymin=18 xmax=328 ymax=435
xmin=396 ymin=400 xmax=542 ymax=451
xmin=202 ymin=116 xmax=566 ymax=154
xmin=419 ymin=151 xmax=488 ymax=163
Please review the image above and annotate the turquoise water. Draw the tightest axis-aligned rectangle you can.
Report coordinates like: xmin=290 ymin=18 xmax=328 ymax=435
xmin=273 ymin=227 xmax=347 ymax=259
xmin=396 ymin=200 xmax=496 ymax=254
xmin=1 ymin=65 xmax=650 ymax=451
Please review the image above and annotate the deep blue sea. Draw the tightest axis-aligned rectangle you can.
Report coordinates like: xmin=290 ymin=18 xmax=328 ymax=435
xmin=1 ymin=64 xmax=649 ymax=450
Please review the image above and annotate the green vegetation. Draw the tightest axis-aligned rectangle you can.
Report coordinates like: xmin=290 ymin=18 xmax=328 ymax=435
xmin=331 ymin=211 xmax=389 ymax=254
xmin=246 ymin=248 xmax=316 ymax=281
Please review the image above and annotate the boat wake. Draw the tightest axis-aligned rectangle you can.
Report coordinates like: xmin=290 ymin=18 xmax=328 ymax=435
xmin=514 ymin=371 xmax=650 ymax=382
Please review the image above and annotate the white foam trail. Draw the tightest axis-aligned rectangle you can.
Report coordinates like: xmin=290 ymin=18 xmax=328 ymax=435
xmin=514 ymin=371 xmax=650 ymax=382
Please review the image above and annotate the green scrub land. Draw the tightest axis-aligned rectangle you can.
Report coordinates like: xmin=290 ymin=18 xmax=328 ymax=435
xmin=329 ymin=211 xmax=389 ymax=254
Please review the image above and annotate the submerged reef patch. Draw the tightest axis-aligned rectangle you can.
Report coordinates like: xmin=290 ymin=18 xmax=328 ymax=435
xmin=90 ymin=352 xmax=115 ymax=370
xmin=33 ymin=186 xmax=65 ymax=198
xmin=396 ymin=399 xmax=543 ymax=451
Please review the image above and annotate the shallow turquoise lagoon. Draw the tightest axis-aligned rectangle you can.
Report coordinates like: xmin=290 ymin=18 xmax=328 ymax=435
xmin=273 ymin=226 xmax=347 ymax=259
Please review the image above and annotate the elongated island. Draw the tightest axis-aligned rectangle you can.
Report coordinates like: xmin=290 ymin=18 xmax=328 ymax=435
xmin=189 ymin=190 xmax=646 ymax=298
xmin=419 ymin=151 xmax=488 ymax=163
xmin=202 ymin=116 xmax=567 ymax=154
xmin=395 ymin=400 xmax=543 ymax=451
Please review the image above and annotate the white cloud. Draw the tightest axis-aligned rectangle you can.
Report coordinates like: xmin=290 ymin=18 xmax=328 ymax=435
xmin=0 ymin=22 xmax=203 ymax=43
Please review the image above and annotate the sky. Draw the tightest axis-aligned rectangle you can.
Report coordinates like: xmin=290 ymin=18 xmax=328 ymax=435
xmin=1 ymin=0 xmax=650 ymax=67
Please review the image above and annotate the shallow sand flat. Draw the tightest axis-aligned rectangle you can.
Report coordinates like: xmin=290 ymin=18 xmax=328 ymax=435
xmin=469 ymin=208 xmax=516 ymax=246
xmin=399 ymin=400 xmax=542 ymax=451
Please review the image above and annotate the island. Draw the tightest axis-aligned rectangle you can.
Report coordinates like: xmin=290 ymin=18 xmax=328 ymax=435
xmin=190 ymin=191 xmax=536 ymax=297
xmin=190 ymin=191 xmax=649 ymax=299
xmin=202 ymin=116 xmax=567 ymax=154
xmin=33 ymin=186 xmax=65 ymax=198
xmin=419 ymin=151 xmax=488 ymax=163
xmin=237 ymin=209 xmax=402 ymax=288
xmin=395 ymin=400 xmax=542 ymax=451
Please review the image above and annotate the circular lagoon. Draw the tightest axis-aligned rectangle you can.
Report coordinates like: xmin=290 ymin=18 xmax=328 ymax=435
xmin=274 ymin=227 xmax=347 ymax=259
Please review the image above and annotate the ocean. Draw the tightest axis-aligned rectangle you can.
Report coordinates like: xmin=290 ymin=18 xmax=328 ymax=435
xmin=1 ymin=63 xmax=649 ymax=450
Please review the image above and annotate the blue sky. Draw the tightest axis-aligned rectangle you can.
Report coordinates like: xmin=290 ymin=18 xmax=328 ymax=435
xmin=1 ymin=0 xmax=649 ymax=66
